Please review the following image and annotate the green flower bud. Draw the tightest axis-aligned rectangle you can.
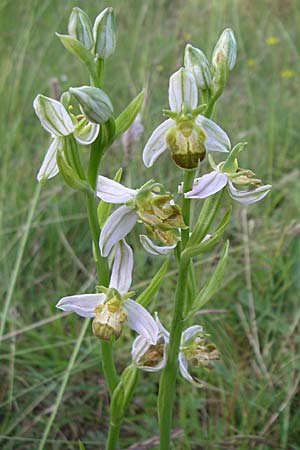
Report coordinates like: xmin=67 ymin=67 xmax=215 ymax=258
xmin=68 ymin=7 xmax=93 ymax=51
xmin=184 ymin=44 xmax=211 ymax=90
xmin=212 ymin=28 xmax=237 ymax=71
xmin=93 ymin=7 xmax=116 ymax=59
xmin=166 ymin=120 xmax=206 ymax=169
xmin=69 ymin=86 xmax=113 ymax=124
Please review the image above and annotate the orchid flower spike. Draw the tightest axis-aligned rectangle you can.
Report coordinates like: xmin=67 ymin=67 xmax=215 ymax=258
xmin=184 ymin=144 xmax=272 ymax=204
xmin=143 ymin=67 xmax=230 ymax=170
xmin=97 ymin=176 xmax=186 ymax=257
xmin=132 ymin=316 xmax=219 ymax=387
xmin=33 ymin=94 xmax=99 ymax=182
xmin=56 ymin=240 xmax=158 ymax=344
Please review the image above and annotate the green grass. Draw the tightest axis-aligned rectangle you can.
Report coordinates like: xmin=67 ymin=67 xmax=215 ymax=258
xmin=1 ymin=0 xmax=300 ymax=449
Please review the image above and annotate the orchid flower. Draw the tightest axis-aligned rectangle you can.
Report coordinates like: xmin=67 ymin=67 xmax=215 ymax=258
xmin=184 ymin=145 xmax=272 ymax=204
xmin=56 ymin=240 xmax=158 ymax=344
xmin=33 ymin=94 xmax=100 ymax=182
xmin=97 ymin=176 xmax=186 ymax=257
xmin=132 ymin=316 xmax=219 ymax=387
xmin=142 ymin=67 xmax=230 ymax=170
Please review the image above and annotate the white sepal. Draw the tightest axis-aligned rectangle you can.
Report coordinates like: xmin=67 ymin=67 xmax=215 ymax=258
xmin=99 ymin=206 xmax=138 ymax=257
xmin=142 ymin=118 xmax=174 ymax=168
xmin=109 ymin=239 xmax=133 ymax=294
xmin=178 ymin=352 xmax=203 ymax=388
xmin=74 ymin=120 xmax=100 ymax=145
xmin=184 ymin=171 xmax=227 ymax=199
xmin=96 ymin=176 xmax=137 ymax=204
xmin=139 ymin=234 xmax=176 ymax=256
xmin=37 ymin=137 xmax=62 ymax=182
xmin=33 ymin=95 xmax=74 ymax=136
xmin=228 ymin=181 xmax=272 ymax=204
xmin=168 ymin=67 xmax=198 ymax=112
xmin=123 ymin=299 xmax=159 ymax=345
xmin=154 ymin=312 xmax=170 ymax=343
xmin=56 ymin=293 xmax=105 ymax=317
xmin=195 ymin=115 xmax=230 ymax=153
xmin=181 ymin=325 xmax=203 ymax=344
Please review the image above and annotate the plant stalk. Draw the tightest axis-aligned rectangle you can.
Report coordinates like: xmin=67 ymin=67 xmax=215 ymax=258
xmin=157 ymin=169 xmax=194 ymax=450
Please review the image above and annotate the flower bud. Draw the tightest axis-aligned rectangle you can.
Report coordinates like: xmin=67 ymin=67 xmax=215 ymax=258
xmin=93 ymin=7 xmax=116 ymax=59
xmin=184 ymin=44 xmax=211 ymax=90
xmin=212 ymin=28 xmax=237 ymax=71
xmin=69 ymin=86 xmax=113 ymax=124
xmin=165 ymin=120 xmax=206 ymax=169
xmin=68 ymin=7 xmax=93 ymax=50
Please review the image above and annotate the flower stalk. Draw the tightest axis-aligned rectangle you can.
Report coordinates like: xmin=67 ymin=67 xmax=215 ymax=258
xmin=33 ymin=10 xmax=272 ymax=450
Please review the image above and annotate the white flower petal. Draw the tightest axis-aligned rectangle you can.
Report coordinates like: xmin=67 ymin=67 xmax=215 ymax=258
xmin=123 ymin=299 xmax=158 ymax=345
xmin=96 ymin=176 xmax=137 ymax=204
xmin=184 ymin=170 xmax=228 ymax=199
xmin=181 ymin=325 xmax=203 ymax=345
xmin=142 ymin=119 xmax=174 ymax=168
xmin=195 ymin=115 xmax=230 ymax=153
xmin=139 ymin=234 xmax=176 ymax=256
xmin=178 ymin=352 xmax=203 ymax=388
xmin=168 ymin=67 xmax=198 ymax=112
xmin=228 ymin=181 xmax=272 ymax=204
xmin=99 ymin=206 xmax=138 ymax=257
xmin=109 ymin=239 xmax=133 ymax=294
xmin=56 ymin=293 xmax=105 ymax=318
xmin=74 ymin=121 xmax=100 ymax=145
xmin=154 ymin=312 xmax=170 ymax=343
xmin=37 ymin=137 xmax=62 ymax=182
xmin=33 ymin=95 xmax=74 ymax=136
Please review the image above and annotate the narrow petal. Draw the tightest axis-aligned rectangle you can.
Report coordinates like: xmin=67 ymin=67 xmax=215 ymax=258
xmin=142 ymin=119 xmax=174 ymax=168
xmin=33 ymin=95 xmax=74 ymax=136
xmin=184 ymin=171 xmax=228 ymax=199
xmin=168 ymin=67 xmax=198 ymax=112
xmin=37 ymin=137 xmax=62 ymax=182
xmin=74 ymin=121 xmax=100 ymax=145
xmin=178 ymin=352 xmax=203 ymax=388
xmin=124 ymin=299 xmax=158 ymax=345
xmin=154 ymin=312 xmax=170 ymax=343
xmin=181 ymin=325 xmax=203 ymax=345
xmin=96 ymin=176 xmax=137 ymax=203
xmin=56 ymin=293 xmax=105 ymax=318
xmin=109 ymin=239 xmax=133 ymax=294
xmin=99 ymin=206 xmax=138 ymax=257
xmin=228 ymin=181 xmax=272 ymax=204
xmin=139 ymin=234 xmax=176 ymax=256
xmin=195 ymin=115 xmax=230 ymax=153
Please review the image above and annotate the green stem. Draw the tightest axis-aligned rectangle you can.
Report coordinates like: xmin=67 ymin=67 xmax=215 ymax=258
xmin=158 ymin=170 xmax=194 ymax=450
xmin=106 ymin=420 xmax=121 ymax=450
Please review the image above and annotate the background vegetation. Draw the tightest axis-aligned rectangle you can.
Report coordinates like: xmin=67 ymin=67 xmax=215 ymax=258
xmin=1 ymin=0 xmax=300 ymax=448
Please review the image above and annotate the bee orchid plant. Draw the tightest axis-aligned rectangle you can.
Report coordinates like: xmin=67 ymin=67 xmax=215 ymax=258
xmin=34 ymin=8 xmax=271 ymax=450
